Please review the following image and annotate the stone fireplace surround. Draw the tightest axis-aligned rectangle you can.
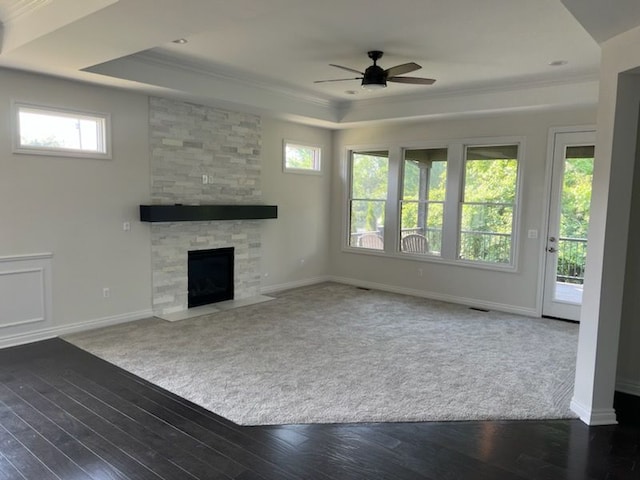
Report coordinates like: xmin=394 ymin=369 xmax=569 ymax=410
xmin=148 ymin=97 xmax=265 ymax=316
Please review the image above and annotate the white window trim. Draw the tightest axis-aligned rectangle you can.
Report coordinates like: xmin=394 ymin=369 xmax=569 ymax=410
xmin=12 ymin=101 xmax=112 ymax=159
xmin=342 ymin=136 xmax=525 ymax=273
xmin=343 ymin=145 xmax=393 ymax=251
xmin=283 ymin=139 xmax=322 ymax=175
xmin=457 ymin=140 xmax=523 ymax=269
xmin=398 ymin=144 xmax=451 ymax=258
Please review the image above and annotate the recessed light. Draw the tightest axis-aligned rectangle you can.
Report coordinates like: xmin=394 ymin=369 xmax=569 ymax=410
xmin=172 ymin=38 xmax=188 ymax=45
xmin=548 ymin=60 xmax=568 ymax=67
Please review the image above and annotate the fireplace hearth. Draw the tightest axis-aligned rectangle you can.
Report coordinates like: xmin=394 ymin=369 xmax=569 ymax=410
xmin=188 ymin=247 xmax=234 ymax=308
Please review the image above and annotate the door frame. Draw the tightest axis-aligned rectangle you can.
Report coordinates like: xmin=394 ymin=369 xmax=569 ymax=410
xmin=537 ymin=125 xmax=596 ymax=318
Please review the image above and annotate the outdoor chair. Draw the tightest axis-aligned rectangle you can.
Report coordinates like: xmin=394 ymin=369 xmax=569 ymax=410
xmin=360 ymin=233 xmax=384 ymax=249
xmin=402 ymin=233 xmax=428 ymax=253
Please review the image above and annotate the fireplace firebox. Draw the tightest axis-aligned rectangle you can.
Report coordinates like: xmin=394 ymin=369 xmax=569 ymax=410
xmin=187 ymin=247 xmax=234 ymax=308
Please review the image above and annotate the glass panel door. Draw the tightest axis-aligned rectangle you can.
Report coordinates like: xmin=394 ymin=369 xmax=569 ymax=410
xmin=543 ymin=131 xmax=595 ymax=321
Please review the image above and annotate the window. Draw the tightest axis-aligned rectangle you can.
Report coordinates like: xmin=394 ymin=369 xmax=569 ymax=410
xmin=459 ymin=145 xmax=519 ymax=264
xmin=284 ymin=141 xmax=321 ymax=173
xmin=344 ymin=138 xmax=522 ymax=269
xmin=14 ymin=103 xmax=110 ymax=158
xmin=348 ymin=150 xmax=389 ymax=250
xmin=400 ymin=148 xmax=447 ymax=255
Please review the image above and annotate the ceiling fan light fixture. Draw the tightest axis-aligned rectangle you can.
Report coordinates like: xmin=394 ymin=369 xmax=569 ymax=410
xmin=361 ymin=81 xmax=387 ymax=91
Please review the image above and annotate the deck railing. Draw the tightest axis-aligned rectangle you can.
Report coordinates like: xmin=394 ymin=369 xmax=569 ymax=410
xmin=351 ymin=228 xmax=510 ymax=261
xmin=350 ymin=230 xmax=588 ymax=279
xmin=456 ymin=230 xmax=510 ymax=263
xmin=557 ymin=236 xmax=587 ymax=284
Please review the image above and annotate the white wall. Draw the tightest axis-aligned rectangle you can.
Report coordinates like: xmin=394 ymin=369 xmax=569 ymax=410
xmin=619 ymin=99 xmax=640 ymax=394
xmin=0 ymin=69 xmax=152 ymax=346
xmin=260 ymin=117 xmax=332 ymax=291
xmin=570 ymin=23 xmax=640 ymax=424
xmin=330 ymin=108 xmax=596 ymax=314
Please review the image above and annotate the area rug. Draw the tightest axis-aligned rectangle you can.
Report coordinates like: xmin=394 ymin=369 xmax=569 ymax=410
xmin=65 ymin=283 xmax=579 ymax=425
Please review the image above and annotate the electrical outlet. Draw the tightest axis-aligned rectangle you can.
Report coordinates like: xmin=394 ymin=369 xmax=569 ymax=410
xmin=123 ymin=221 xmax=131 ymax=231
xmin=202 ymin=174 xmax=208 ymax=184
xmin=208 ymin=175 xmax=215 ymax=184
xmin=418 ymin=268 xmax=423 ymax=277
xmin=103 ymin=287 xmax=110 ymax=298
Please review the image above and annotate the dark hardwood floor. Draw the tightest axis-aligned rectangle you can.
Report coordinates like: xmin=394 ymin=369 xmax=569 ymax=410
xmin=0 ymin=339 xmax=638 ymax=480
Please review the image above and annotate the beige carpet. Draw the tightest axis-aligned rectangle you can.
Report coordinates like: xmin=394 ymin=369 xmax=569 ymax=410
xmin=65 ymin=283 xmax=579 ymax=425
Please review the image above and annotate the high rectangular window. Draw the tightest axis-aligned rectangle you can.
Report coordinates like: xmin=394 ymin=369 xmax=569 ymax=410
xmin=348 ymin=150 xmax=389 ymax=250
xmin=284 ymin=141 xmax=321 ymax=173
xmin=400 ymin=148 xmax=447 ymax=255
xmin=14 ymin=103 xmax=110 ymax=158
xmin=459 ymin=145 xmax=519 ymax=264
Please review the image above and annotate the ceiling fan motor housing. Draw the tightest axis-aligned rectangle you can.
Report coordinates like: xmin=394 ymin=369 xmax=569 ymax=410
xmin=362 ymin=65 xmax=387 ymax=88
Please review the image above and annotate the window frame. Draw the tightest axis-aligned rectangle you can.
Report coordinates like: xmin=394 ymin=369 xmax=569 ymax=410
xmin=12 ymin=101 xmax=112 ymax=159
xmin=399 ymin=146 xmax=450 ymax=257
xmin=342 ymin=137 xmax=524 ymax=272
xmin=457 ymin=143 xmax=522 ymax=267
xmin=283 ymin=139 xmax=322 ymax=174
xmin=347 ymin=148 xmax=391 ymax=251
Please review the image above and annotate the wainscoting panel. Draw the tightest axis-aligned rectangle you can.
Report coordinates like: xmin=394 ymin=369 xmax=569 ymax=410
xmin=0 ymin=253 xmax=52 ymax=329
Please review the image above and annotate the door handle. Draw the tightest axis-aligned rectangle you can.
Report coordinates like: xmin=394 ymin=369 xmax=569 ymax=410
xmin=547 ymin=247 xmax=557 ymax=253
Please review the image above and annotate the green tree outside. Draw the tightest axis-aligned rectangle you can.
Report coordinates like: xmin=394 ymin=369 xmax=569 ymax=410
xmin=285 ymin=144 xmax=318 ymax=169
xmin=557 ymin=156 xmax=594 ymax=283
xmin=351 ymin=153 xmax=388 ymax=235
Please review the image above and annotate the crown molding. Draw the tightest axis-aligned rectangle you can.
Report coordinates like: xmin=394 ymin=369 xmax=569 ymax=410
xmin=132 ymin=51 xmax=337 ymax=110
xmin=0 ymin=0 xmax=118 ymax=54
xmin=345 ymin=72 xmax=600 ymax=110
xmin=336 ymin=75 xmax=599 ymax=125
xmin=85 ymin=50 xmax=340 ymax=125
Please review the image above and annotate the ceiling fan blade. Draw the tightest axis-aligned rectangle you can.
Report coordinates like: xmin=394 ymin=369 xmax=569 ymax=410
xmin=329 ymin=64 xmax=364 ymax=75
xmin=384 ymin=62 xmax=421 ymax=77
xmin=314 ymin=77 xmax=362 ymax=83
xmin=388 ymin=76 xmax=436 ymax=85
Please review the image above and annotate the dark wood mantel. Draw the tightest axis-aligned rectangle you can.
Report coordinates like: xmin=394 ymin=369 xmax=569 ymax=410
xmin=139 ymin=204 xmax=278 ymax=222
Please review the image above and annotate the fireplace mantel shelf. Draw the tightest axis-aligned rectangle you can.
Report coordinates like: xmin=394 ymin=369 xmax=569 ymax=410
xmin=140 ymin=204 xmax=278 ymax=222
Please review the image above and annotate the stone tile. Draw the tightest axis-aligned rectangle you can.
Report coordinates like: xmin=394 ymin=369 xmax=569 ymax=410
xmin=149 ymin=97 xmax=263 ymax=314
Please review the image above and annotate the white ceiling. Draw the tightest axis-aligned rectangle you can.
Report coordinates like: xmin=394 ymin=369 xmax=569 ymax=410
xmin=0 ymin=0 xmax=638 ymax=127
xmin=561 ymin=0 xmax=640 ymax=43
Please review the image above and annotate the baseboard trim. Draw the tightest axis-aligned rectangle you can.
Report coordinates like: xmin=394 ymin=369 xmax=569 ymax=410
xmin=570 ymin=398 xmax=618 ymax=425
xmin=328 ymin=275 xmax=539 ymax=317
xmin=616 ymin=377 xmax=640 ymax=396
xmin=260 ymin=276 xmax=331 ymax=295
xmin=0 ymin=309 xmax=154 ymax=349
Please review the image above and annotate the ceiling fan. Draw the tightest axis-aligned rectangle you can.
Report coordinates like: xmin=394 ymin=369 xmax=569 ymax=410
xmin=314 ymin=50 xmax=436 ymax=90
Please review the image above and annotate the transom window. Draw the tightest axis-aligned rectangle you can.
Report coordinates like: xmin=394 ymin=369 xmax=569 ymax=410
xmin=14 ymin=103 xmax=111 ymax=158
xmin=284 ymin=141 xmax=322 ymax=173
